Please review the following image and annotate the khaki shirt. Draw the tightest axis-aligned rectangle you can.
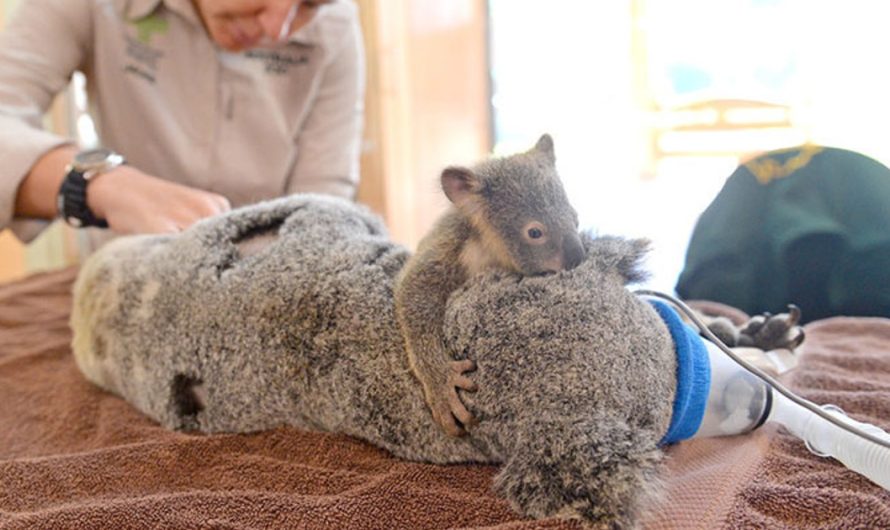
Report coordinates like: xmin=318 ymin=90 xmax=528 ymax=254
xmin=0 ymin=0 xmax=364 ymax=241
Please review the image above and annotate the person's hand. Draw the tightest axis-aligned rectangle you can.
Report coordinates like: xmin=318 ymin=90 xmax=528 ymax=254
xmin=87 ymin=166 xmax=231 ymax=235
xmin=191 ymin=0 xmax=332 ymax=52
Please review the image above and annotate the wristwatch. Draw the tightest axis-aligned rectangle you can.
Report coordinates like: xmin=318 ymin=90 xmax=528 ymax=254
xmin=57 ymin=147 xmax=125 ymax=228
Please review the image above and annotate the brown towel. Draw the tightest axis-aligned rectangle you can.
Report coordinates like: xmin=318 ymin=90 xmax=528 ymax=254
xmin=2 ymin=269 xmax=889 ymax=529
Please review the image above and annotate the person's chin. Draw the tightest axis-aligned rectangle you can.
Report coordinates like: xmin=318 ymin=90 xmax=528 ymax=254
xmin=214 ymin=31 xmax=258 ymax=53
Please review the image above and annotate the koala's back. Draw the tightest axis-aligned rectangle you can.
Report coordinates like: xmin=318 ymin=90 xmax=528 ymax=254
xmin=71 ymin=195 xmax=487 ymax=461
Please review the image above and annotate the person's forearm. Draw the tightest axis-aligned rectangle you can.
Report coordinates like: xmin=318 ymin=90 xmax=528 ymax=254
xmin=13 ymin=144 xmax=77 ymax=220
xmin=12 ymin=144 xmax=232 ymax=234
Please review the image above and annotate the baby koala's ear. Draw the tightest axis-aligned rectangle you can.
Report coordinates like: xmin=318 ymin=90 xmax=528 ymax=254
xmin=532 ymin=133 xmax=556 ymax=165
xmin=441 ymin=166 xmax=482 ymax=207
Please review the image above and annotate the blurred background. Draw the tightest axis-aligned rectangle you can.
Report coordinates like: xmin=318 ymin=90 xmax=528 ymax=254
xmin=2 ymin=0 xmax=889 ymax=291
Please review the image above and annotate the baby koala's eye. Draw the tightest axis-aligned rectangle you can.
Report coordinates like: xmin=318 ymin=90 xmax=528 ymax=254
xmin=522 ymin=221 xmax=548 ymax=244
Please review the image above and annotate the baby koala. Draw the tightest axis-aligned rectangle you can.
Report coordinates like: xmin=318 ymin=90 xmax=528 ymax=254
xmin=394 ymin=134 xmax=584 ymax=436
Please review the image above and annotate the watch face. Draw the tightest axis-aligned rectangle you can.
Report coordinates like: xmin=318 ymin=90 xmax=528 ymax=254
xmin=74 ymin=148 xmax=125 ymax=178
xmin=75 ymin=147 xmax=112 ymax=165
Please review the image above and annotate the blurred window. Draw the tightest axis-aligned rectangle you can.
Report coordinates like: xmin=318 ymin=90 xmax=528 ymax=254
xmin=488 ymin=0 xmax=890 ymax=291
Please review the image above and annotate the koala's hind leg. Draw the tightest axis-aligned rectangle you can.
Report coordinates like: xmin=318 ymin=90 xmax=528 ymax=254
xmin=702 ymin=305 xmax=805 ymax=376
xmin=736 ymin=305 xmax=805 ymax=351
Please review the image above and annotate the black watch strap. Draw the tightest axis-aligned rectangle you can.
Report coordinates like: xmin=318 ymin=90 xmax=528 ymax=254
xmin=58 ymin=168 xmax=109 ymax=228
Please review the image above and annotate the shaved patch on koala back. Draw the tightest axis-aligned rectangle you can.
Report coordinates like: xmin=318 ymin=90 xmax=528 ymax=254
xmin=235 ymin=227 xmax=281 ymax=258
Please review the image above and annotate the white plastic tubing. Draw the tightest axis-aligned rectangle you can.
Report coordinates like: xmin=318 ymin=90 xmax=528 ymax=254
xmin=769 ymin=391 xmax=890 ymax=491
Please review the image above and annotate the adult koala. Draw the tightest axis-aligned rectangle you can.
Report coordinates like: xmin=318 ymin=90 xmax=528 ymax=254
xmin=71 ymin=193 xmax=798 ymax=527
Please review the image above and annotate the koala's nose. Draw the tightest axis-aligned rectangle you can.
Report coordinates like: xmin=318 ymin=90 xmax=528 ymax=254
xmin=563 ymin=233 xmax=584 ymax=270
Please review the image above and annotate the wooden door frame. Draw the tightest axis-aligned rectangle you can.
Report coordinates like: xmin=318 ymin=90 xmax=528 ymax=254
xmin=355 ymin=0 xmax=492 ymax=248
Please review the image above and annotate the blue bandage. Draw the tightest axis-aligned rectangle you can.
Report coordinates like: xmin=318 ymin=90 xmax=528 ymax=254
xmin=649 ymin=300 xmax=711 ymax=445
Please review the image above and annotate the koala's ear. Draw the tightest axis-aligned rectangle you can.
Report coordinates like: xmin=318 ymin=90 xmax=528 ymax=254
xmin=584 ymin=236 xmax=651 ymax=285
xmin=533 ymin=134 xmax=556 ymax=165
xmin=441 ymin=166 xmax=481 ymax=207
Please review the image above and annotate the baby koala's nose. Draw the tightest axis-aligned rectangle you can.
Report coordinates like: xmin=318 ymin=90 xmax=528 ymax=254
xmin=562 ymin=233 xmax=585 ymax=270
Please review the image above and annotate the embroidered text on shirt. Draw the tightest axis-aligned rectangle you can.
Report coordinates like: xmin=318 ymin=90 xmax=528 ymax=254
xmin=245 ymin=49 xmax=309 ymax=75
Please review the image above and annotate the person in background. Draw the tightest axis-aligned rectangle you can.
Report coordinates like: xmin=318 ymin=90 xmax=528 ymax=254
xmin=0 ymin=0 xmax=364 ymax=240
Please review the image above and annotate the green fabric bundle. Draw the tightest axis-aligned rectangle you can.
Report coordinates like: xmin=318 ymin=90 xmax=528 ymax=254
xmin=677 ymin=145 xmax=890 ymax=323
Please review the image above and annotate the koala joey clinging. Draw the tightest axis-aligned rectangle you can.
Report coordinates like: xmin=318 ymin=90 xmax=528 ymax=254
xmin=394 ymin=134 xmax=584 ymax=437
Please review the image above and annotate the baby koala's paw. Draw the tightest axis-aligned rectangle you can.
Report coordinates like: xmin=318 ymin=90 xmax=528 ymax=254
xmin=737 ymin=305 xmax=805 ymax=351
xmin=427 ymin=360 xmax=478 ymax=437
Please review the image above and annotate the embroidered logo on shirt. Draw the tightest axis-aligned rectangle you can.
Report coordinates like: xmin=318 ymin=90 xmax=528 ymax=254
xmin=124 ymin=16 xmax=167 ymax=84
xmin=245 ymin=49 xmax=310 ymax=75
xmin=745 ymin=144 xmax=824 ymax=184
xmin=132 ymin=14 xmax=170 ymax=45
xmin=124 ymin=36 xmax=164 ymax=83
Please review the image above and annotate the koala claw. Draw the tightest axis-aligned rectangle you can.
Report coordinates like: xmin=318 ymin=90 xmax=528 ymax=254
xmin=779 ymin=304 xmax=801 ymax=327
xmin=431 ymin=360 xmax=478 ymax=437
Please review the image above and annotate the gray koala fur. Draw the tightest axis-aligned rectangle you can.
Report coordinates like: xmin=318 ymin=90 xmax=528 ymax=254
xmin=71 ymin=193 xmax=677 ymax=528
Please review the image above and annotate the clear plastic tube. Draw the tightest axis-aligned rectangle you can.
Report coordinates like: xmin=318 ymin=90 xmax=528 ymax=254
xmin=693 ymin=340 xmax=771 ymax=438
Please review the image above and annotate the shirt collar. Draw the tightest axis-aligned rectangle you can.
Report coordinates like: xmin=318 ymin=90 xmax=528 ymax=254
xmin=126 ymin=0 xmax=202 ymax=27
xmin=286 ymin=5 xmax=324 ymax=47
